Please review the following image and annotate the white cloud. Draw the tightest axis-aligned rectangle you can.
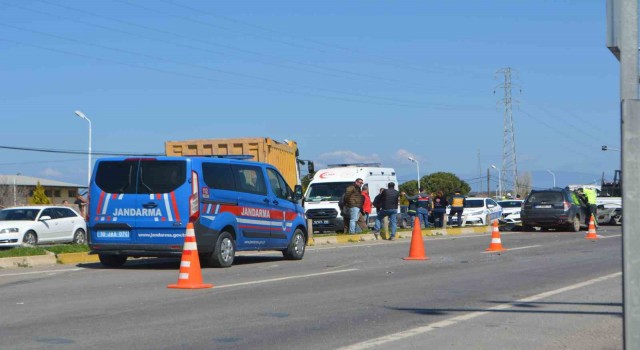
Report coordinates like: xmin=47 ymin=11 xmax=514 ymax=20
xmin=317 ymin=150 xmax=380 ymax=167
xmin=41 ymin=168 xmax=63 ymax=178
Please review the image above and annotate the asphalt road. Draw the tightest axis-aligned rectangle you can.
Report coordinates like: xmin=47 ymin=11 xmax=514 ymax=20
xmin=0 ymin=226 xmax=622 ymax=350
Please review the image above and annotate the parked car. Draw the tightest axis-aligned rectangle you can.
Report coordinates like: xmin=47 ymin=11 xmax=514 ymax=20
xmin=521 ymin=188 xmax=588 ymax=232
xmin=498 ymin=199 xmax=524 ymax=229
xmin=448 ymin=197 xmax=502 ymax=226
xmin=597 ymin=203 xmax=622 ymax=225
xmin=0 ymin=206 xmax=87 ymax=247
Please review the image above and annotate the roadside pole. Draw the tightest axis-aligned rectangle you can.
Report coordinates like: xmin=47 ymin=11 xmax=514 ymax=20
xmin=607 ymin=0 xmax=639 ymax=348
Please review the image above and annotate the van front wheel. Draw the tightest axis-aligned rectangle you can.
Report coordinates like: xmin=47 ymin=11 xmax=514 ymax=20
xmin=283 ymin=229 xmax=306 ymax=260
xmin=206 ymin=231 xmax=235 ymax=268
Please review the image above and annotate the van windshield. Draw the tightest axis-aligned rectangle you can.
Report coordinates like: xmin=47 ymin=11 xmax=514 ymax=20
xmin=305 ymin=182 xmax=352 ymax=202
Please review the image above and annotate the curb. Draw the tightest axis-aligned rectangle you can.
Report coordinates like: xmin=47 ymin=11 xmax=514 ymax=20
xmin=310 ymin=226 xmax=489 ymax=245
xmin=56 ymin=252 xmax=100 ymax=265
xmin=0 ymin=251 xmax=57 ymax=269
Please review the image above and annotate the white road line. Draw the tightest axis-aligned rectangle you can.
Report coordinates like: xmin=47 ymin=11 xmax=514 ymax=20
xmin=598 ymin=234 xmax=621 ymax=239
xmin=337 ymin=272 xmax=622 ymax=350
xmin=481 ymin=244 xmax=542 ymax=253
xmin=214 ymin=268 xmax=359 ymax=289
xmin=0 ymin=268 xmax=83 ymax=278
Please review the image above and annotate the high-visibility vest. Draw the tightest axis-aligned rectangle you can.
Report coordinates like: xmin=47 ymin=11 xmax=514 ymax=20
xmin=451 ymin=194 xmax=464 ymax=208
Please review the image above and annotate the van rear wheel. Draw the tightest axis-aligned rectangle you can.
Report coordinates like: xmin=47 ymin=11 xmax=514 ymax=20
xmin=99 ymin=254 xmax=127 ymax=268
xmin=204 ymin=231 xmax=235 ymax=268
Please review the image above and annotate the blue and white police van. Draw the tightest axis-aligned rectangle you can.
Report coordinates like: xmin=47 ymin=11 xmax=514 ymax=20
xmin=87 ymin=156 xmax=307 ymax=268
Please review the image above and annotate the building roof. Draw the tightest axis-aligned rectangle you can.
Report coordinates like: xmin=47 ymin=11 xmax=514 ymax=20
xmin=0 ymin=174 xmax=85 ymax=188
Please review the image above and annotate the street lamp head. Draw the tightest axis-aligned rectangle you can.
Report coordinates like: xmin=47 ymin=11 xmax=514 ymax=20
xmin=408 ymin=157 xmax=416 ymax=162
xmin=491 ymin=164 xmax=497 ymax=169
xmin=75 ymin=110 xmax=87 ymax=119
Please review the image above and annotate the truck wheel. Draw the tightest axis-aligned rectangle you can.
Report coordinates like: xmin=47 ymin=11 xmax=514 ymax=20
xmin=206 ymin=231 xmax=235 ymax=268
xmin=99 ymin=255 xmax=127 ymax=268
xmin=283 ymin=229 xmax=306 ymax=260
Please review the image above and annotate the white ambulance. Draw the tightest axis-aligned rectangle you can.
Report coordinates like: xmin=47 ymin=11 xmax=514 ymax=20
xmin=303 ymin=164 xmax=398 ymax=233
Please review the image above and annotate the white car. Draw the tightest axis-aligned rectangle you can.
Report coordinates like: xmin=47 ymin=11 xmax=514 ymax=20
xmin=448 ymin=197 xmax=503 ymax=226
xmin=0 ymin=206 xmax=87 ymax=247
xmin=498 ymin=199 xmax=524 ymax=225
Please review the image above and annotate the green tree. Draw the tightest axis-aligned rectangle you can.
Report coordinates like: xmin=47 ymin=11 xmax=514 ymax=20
xmin=29 ymin=181 xmax=51 ymax=205
xmin=420 ymin=172 xmax=471 ymax=196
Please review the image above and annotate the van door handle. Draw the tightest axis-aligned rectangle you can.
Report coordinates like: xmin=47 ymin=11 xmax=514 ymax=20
xmin=143 ymin=202 xmax=158 ymax=209
xmin=263 ymin=198 xmax=270 ymax=204
xmin=272 ymin=200 xmax=279 ymax=205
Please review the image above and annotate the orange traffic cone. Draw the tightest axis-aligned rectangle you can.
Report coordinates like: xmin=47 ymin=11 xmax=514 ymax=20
xmin=168 ymin=223 xmax=213 ymax=289
xmin=585 ymin=215 xmax=599 ymax=240
xmin=485 ymin=219 xmax=507 ymax=252
xmin=404 ymin=217 xmax=430 ymax=260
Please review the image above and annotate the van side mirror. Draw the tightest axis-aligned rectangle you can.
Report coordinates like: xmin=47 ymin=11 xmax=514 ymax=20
xmin=293 ymin=185 xmax=303 ymax=201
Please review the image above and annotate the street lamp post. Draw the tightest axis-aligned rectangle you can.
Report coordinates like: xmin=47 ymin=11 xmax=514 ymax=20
xmin=546 ymin=169 xmax=556 ymax=187
xmin=13 ymin=172 xmax=21 ymax=206
xmin=491 ymin=164 xmax=501 ymax=199
xmin=408 ymin=157 xmax=420 ymax=192
xmin=74 ymin=110 xmax=92 ymax=186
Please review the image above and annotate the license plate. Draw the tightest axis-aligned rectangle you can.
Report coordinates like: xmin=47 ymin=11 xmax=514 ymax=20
xmin=536 ymin=205 xmax=552 ymax=209
xmin=313 ymin=220 xmax=329 ymax=225
xmin=97 ymin=230 xmax=130 ymax=238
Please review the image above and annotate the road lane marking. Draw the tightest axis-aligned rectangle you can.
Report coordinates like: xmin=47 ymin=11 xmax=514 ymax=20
xmin=0 ymin=268 xmax=83 ymax=278
xmin=481 ymin=244 xmax=542 ymax=253
xmin=214 ymin=268 xmax=359 ymax=289
xmin=337 ymin=271 xmax=621 ymax=350
xmin=598 ymin=234 xmax=621 ymax=239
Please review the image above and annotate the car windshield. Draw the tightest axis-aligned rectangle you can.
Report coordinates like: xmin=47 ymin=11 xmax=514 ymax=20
xmin=0 ymin=208 xmax=41 ymax=221
xmin=498 ymin=201 xmax=522 ymax=208
xmin=526 ymin=192 xmax=563 ymax=203
xmin=305 ymin=182 xmax=352 ymax=201
xmin=464 ymin=199 xmax=484 ymax=208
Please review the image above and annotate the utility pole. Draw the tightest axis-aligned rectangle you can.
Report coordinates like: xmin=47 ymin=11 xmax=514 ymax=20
xmin=477 ymin=149 xmax=483 ymax=194
xmin=495 ymin=68 xmax=519 ymax=196
xmin=487 ymin=168 xmax=490 ymax=198
xmin=607 ymin=0 xmax=639 ymax=348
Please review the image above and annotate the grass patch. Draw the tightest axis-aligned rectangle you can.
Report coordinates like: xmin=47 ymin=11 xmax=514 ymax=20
xmin=44 ymin=244 xmax=90 ymax=254
xmin=0 ymin=246 xmax=49 ymax=258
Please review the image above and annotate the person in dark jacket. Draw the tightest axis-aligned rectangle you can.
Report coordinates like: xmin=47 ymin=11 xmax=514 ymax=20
xmin=344 ymin=178 xmax=364 ymax=234
xmin=372 ymin=182 xmax=400 ymax=240
xmin=403 ymin=188 xmax=431 ymax=228
xmin=432 ymin=191 xmax=448 ymax=228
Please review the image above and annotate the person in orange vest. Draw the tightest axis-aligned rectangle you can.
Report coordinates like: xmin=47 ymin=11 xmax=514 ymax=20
xmin=448 ymin=189 xmax=466 ymax=227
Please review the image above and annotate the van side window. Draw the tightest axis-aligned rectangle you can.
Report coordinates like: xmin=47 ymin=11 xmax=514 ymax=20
xmin=233 ymin=165 xmax=267 ymax=196
xmin=202 ymin=163 xmax=236 ymax=191
xmin=267 ymin=168 xmax=291 ymax=200
xmin=138 ymin=161 xmax=186 ymax=194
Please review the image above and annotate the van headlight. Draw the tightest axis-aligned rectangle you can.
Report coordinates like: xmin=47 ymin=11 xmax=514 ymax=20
xmin=0 ymin=227 xmax=19 ymax=234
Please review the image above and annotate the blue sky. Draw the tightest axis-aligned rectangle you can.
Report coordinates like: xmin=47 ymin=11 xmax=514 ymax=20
xmin=0 ymin=0 xmax=621 ymax=191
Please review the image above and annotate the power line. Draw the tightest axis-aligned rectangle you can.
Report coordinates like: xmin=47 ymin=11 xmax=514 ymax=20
xmin=30 ymin=0 xmax=433 ymax=90
xmin=0 ymin=145 xmax=162 ymax=156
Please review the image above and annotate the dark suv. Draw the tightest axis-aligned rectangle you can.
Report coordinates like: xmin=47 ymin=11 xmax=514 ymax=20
xmin=521 ymin=188 xmax=588 ymax=232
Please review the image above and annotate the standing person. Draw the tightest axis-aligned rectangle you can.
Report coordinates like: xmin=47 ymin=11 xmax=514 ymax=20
xmin=373 ymin=188 xmax=385 ymax=213
xmin=373 ymin=182 xmax=400 ymax=240
xmin=74 ymin=193 xmax=87 ymax=217
xmin=432 ymin=191 xmax=448 ymax=228
xmin=583 ymin=187 xmax=598 ymax=227
xmin=448 ymin=189 xmax=466 ymax=227
xmin=361 ymin=186 xmax=372 ymax=227
xmin=403 ymin=193 xmax=418 ymax=227
xmin=344 ymin=178 xmax=364 ymax=234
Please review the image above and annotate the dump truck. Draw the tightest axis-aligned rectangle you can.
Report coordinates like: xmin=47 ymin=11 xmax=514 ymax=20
xmin=165 ymin=137 xmax=311 ymax=188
